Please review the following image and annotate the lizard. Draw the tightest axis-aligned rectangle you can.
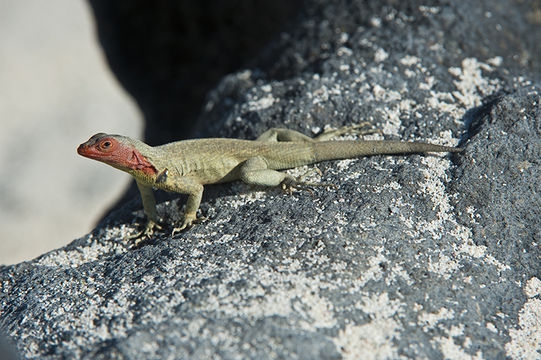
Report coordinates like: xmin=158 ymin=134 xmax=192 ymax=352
xmin=77 ymin=124 xmax=462 ymax=239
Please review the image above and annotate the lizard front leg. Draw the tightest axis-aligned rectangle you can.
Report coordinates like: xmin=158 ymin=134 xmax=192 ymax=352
xmin=155 ymin=171 xmax=205 ymax=233
xmin=175 ymin=186 xmax=204 ymax=233
xmin=130 ymin=180 xmax=163 ymax=240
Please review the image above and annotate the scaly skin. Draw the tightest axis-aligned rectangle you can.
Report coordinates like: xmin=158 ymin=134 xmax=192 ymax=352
xmin=77 ymin=125 xmax=462 ymax=240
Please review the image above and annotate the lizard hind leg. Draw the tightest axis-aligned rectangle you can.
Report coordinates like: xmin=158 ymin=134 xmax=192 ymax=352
xmin=281 ymin=167 xmax=337 ymax=195
xmin=255 ymin=128 xmax=316 ymax=142
xmin=255 ymin=123 xmax=381 ymax=143
xmin=240 ymin=156 xmax=336 ymax=195
xmin=239 ymin=156 xmax=292 ymax=186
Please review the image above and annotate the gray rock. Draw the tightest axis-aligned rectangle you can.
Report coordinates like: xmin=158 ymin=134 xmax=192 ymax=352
xmin=0 ymin=331 xmax=19 ymax=360
xmin=1 ymin=0 xmax=540 ymax=359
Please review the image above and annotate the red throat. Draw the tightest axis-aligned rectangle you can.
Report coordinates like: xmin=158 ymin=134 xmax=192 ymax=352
xmin=77 ymin=134 xmax=157 ymax=176
xmin=128 ymin=149 xmax=157 ymax=175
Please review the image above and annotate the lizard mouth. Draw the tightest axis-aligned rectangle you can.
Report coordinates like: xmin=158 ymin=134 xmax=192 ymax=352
xmin=77 ymin=144 xmax=96 ymax=159
xmin=77 ymin=143 xmax=108 ymax=162
xmin=76 ymin=144 xmax=86 ymax=155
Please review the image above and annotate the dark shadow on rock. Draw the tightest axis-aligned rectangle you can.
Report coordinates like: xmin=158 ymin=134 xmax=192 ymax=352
xmin=460 ymin=92 xmax=508 ymax=145
xmin=0 ymin=331 xmax=19 ymax=360
xmin=87 ymin=0 xmax=303 ymax=145
xmin=87 ymin=0 xmax=304 ymax=221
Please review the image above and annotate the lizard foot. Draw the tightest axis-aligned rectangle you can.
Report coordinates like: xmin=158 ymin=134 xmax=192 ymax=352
xmin=171 ymin=213 xmax=206 ymax=235
xmin=281 ymin=176 xmax=337 ymax=196
xmin=335 ymin=122 xmax=383 ymax=137
xmin=315 ymin=122 xmax=382 ymax=141
xmin=128 ymin=219 xmax=163 ymax=245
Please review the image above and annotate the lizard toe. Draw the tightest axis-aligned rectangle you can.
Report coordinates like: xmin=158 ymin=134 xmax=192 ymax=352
xmin=171 ymin=213 xmax=206 ymax=235
xmin=128 ymin=219 xmax=162 ymax=241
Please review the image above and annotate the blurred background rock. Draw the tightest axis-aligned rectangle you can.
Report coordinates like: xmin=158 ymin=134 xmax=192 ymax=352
xmin=0 ymin=0 xmax=141 ymax=264
xmin=0 ymin=0 xmax=302 ymax=264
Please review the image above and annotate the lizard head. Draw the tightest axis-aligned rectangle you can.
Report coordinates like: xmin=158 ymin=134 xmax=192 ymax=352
xmin=78 ymin=133 xmax=157 ymax=176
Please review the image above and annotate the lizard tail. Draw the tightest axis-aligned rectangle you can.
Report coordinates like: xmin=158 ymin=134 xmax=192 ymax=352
xmin=313 ymin=140 xmax=462 ymax=162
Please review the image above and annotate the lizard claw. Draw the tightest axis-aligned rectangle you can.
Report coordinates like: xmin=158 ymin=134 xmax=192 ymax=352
xmin=281 ymin=182 xmax=314 ymax=196
xmin=280 ymin=177 xmax=337 ymax=196
xmin=280 ymin=168 xmax=338 ymax=196
xmin=171 ymin=213 xmax=206 ymax=235
xmin=128 ymin=219 xmax=163 ymax=245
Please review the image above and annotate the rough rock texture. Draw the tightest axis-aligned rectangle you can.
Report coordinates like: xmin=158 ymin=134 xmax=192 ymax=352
xmin=1 ymin=0 xmax=540 ymax=359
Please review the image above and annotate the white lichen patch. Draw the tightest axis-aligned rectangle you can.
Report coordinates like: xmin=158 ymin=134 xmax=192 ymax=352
xmin=334 ymin=158 xmax=356 ymax=172
xmin=34 ymin=230 xmax=128 ymax=268
xmin=419 ymin=307 xmax=483 ymax=359
xmin=373 ymin=180 xmax=402 ymax=194
xmin=448 ymin=58 xmax=501 ymax=109
xmin=377 ymin=105 xmax=403 ymax=136
xmin=334 ymin=293 xmax=403 ymax=360
xmin=400 ymin=55 xmax=420 ymax=66
xmin=525 ymin=277 xmax=541 ymax=298
xmin=311 ymin=84 xmax=343 ymax=105
xmin=504 ymin=278 xmax=541 ymax=358
xmin=214 ymin=234 xmax=238 ymax=244
xmin=433 ymin=335 xmax=483 ymax=360
xmin=374 ymin=48 xmax=389 ymax=62
xmin=210 ymin=266 xmax=338 ymax=330
xmin=419 ymin=5 xmax=440 ymax=15
xmin=337 ymin=46 xmax=353 ymax=57
xmin=436 ymin=129 xmax=460 ymax=147
xmin=247 ymin=94 xmax=275 ymax=111
xmin=505 ymin=297 xmax=541 ymax=359
xmin=333 ymin=159 xmax=363 ymax=181
xmin=426 ymin=91 xmax=464 ymax=118
xmin=486 ymin=322 xmax=498 ymax=333
xmin=373 ymin=84 xmax=402 ymax=102
xmin=228 ymin=188 xmax=268 ymax=209
xmin=334 ymin=211 xmax=352 ymax=226
xmin=389 ymin=263 xmax=414 ymax=286
xmin=261 ymin=84 xmax=272 ymax=93
xmin=356 ymin=247 xmax=388 ymax=286
xmin=419 ymin=307 xmax=455 ymax=330
xmin=427 ymin=253 xmax=461 ymax=279
xmin=416 ymin=155 xmax=509 ymax=277
xmin=419 ymin=75 xmax=435 ymax=90
xmin=416 ymin=156 xmax=456 ymax=237
xmin=487 ymin=56 xmax=503 ymax=67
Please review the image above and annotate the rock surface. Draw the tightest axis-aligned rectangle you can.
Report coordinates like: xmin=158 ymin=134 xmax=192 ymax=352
xmin=1 ymin=1 xmax=540 ymax=359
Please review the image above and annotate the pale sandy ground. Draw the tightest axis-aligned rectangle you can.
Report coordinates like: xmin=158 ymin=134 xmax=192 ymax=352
xmin=0 ymin=0 xmax=142 ymax=264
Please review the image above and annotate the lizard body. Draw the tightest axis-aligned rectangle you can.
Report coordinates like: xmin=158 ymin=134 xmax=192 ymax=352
xmin=78 ymin=126 xmax=462 ymax=238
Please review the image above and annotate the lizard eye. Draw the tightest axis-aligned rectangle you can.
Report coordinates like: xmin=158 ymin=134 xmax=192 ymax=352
xmin=99 ymin=140 xmax=113 ymax=150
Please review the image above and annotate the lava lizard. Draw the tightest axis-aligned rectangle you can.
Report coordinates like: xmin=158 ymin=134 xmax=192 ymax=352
xmin=77 ymin=124 xmax=462 ymax=239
